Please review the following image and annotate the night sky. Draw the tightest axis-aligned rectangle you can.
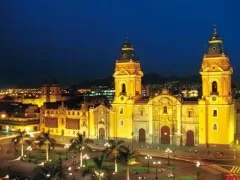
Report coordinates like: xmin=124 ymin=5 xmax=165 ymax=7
xmin=0 ymin=0 xmax=239 ymax=87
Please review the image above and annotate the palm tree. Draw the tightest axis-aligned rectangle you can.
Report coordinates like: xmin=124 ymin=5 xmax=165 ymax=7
xmin=33 ymin=158 xmax=66 ymax=180
xmin=83 ymin=152 xmax=106 ymax=180
xmin=68 ymin=133 xmax=93 ymax=168
xmin=12 ymin=130 xmax=31 ymax=158
xmin=119 ymin=146 xmax=139 ymax=180
xmin=35 ymin=131 xmax=56 ymax=161
xmin=106 ymin=139 xmax=124 ymax=173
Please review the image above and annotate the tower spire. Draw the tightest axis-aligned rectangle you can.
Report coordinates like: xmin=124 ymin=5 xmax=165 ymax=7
xmin=213 ymin=24 xmax=217 ymax=36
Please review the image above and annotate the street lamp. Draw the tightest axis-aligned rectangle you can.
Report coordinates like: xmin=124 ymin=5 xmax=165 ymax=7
xmin=104 ymin=142 xmax=110 ymax=148
xmin=153 ymin=161 xmax=161 ymax=179
xmin=95 ymin=171 xmax=104 ymax=180
xmin=64 ymin=144 xmax=70 ymax=160
xmin=165 ymin=148 xmax=172 ymax=166
xmin=68 ymin=166 xmax=72 ymax=176
xmin=233 ymin=148 xmax=236 ymax=159
xmin=83 ymin=154 xmax=89 ymax=168
xmin=196 ymin=161 xmax=200 ymax=180
xmin=145 ymin=155 xmax=152 ymax=173
xmin=26 ymin=146 xmax=32 ymax=162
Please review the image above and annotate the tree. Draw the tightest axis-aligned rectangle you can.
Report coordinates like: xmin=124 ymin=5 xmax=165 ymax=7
xmin=83 ymin=152 xmax=107 ymax=180
xmin=105 ymin=140 xmax=124 ymax=173
xmin=119 ymin=146 xmax=139 ymax=180
xmin=12 ymin=130 xmax=31 ymax=158
xmin=33 ymin=158 xmax=66 ymax=180
xmin=68 ymin=133 xmax=93 ymax=168
xmin=35 ymin=131 xmax=56 ymax=161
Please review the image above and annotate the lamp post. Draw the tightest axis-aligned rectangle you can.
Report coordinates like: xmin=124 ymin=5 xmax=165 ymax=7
xmin=173 ymin=155 xmax=176 ymax=180
xmin=64 ymin=144 xmax=70 ymax=160
xmin=233 ymin=148 xmax=236 ymax=159
xmin=145 ymin=155 xmax=152 ymax=173
xmin=26 ymin=146 xmax=32 ymax=162
xmin=165 ymin=148 xmax=172 ymax=166
xmin=131 ymin=132 xmax=134 ymax=152
xmin=196 ymin=161 xmax=200 ymax=180
xmin=104 ymin=142 xmax=110 ymax=149
xmin=83 ymin=154 xmax=89 ymax=169
xmin=68 ymin=166 xmax=72 ymax=176
xmin=95 ymin=171 xmax=104 ymax=180
xmin=153 ymin=161 xmax=161 ymax=179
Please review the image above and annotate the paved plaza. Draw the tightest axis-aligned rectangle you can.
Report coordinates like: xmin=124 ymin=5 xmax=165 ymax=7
xmin=0 ymin=134 xmax=239 ymax=180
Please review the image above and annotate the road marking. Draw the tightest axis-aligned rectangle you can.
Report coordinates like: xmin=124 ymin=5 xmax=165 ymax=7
xmin=231 ymin=166 xmax=240 ymax=174
xmin=200 ymin=165 xmax=221 ymax=175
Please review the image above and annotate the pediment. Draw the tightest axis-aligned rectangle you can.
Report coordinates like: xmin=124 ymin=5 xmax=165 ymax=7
xmin=203 ymin=66 xmax=224 ymax=72
xmin=148 ymin=94 xmax=181 ymax=105
xmin=93 ymin=104 xmax=111 ymax=112
xmin=113 ymin=68 xmax=130 ymax=76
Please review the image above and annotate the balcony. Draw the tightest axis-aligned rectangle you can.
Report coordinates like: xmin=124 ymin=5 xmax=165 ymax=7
xmin=210 ymin=92 xmax=219 ymax=96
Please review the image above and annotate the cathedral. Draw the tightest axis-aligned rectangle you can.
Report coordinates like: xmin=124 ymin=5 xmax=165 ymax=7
xmin=40 ymin=26 xmax=236 ymax=148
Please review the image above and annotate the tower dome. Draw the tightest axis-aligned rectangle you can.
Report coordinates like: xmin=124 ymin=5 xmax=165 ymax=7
xmin=41 ymin=79 xmax=50 ymax=95
xmin=119 ymin=37 xmax=136 ymax=62
xmin=206 ymin=25 xmax=224 ymax=56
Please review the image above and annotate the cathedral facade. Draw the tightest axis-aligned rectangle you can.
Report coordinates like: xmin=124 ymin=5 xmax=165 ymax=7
xmin=40 ymin=27 xmax=236 ymax=148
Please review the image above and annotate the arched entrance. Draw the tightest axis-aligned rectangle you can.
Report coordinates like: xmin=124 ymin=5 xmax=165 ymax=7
xmin=161 ymin=126 xmax=170 ymax=144
xmin=99 ymin=128 xmax=105 ymax=139
xmin=139 ymin=128 xmax=146 ymax=143
xmin=186 ymin=130 xmax=194 ymax=146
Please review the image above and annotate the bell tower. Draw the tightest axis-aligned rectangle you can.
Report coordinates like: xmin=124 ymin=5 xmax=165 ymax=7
xmin=198 ymin=25 xmax=235 ymax=147
xmin=112 ymin=37 xmax=143 ymax=139
xmin=113 ymin=37 xmax=143 ymax=102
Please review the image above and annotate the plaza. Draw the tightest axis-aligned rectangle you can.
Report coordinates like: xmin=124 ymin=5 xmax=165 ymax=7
xmin=0 ymin=132 xmax=238 ymax=180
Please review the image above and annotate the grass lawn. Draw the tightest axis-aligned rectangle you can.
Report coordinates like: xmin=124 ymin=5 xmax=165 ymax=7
xmin=81 ymin=159 xmax=155 ymax=174
xmin=161 ymin=176 xmax=194 ymax=180
xmin=17 ymin=148 xmax=77 ymax=164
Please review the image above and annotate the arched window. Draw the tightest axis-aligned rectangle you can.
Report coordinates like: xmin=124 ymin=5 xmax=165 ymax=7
xmin=163 ymin=106 xmax=168 ymax=114
xmin=212 ymin=81 xmax=218 ymax=93
xmin=121 ymin=84 xmax=126 ymax=94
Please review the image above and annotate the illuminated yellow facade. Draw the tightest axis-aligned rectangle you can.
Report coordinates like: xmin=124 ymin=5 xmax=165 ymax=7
xmin=40 ymin=27 xmax=236 ymax=148
xmin=198 ymin=26 xmax=235 ymax=147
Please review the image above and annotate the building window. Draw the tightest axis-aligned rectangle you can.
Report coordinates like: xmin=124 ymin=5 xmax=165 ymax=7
xmin=120 ymin=120 xmax=124 ymax=127
xmin=68 ymin=111 xmax=70 ymax=115
xmin=62 ymin=118 xmax=64 ymax=125
xmin=121 ymin=84 xmax=126 ymax=94
xmin=140 ymin=110 xmax=144 ymax=116
xmin=163 ymin=106 xmax=168 ymax=114
xmin=83 ymin=131 xmax=86 ymax=137
xmin=120 ymin=108 xmax=124 ymax=114
xmin=212 ymin=81 xmax=218 ymax=93
xmin=77 ymin=112 xmax=80 ymax=115
xmin=72 ymin=112 xmax=75 ymax=115
xmin=188 ymin=111 xmax=193 ymax=117
xmin=213 ymin=110 xmax=218 ymax=117
xmin=55 ymin=111 xmax=58 ymax=114
xmin=82 ymin=112 xmax=86 ymax=116
xmin=213 ymin=124 xmax=218 ymax=131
